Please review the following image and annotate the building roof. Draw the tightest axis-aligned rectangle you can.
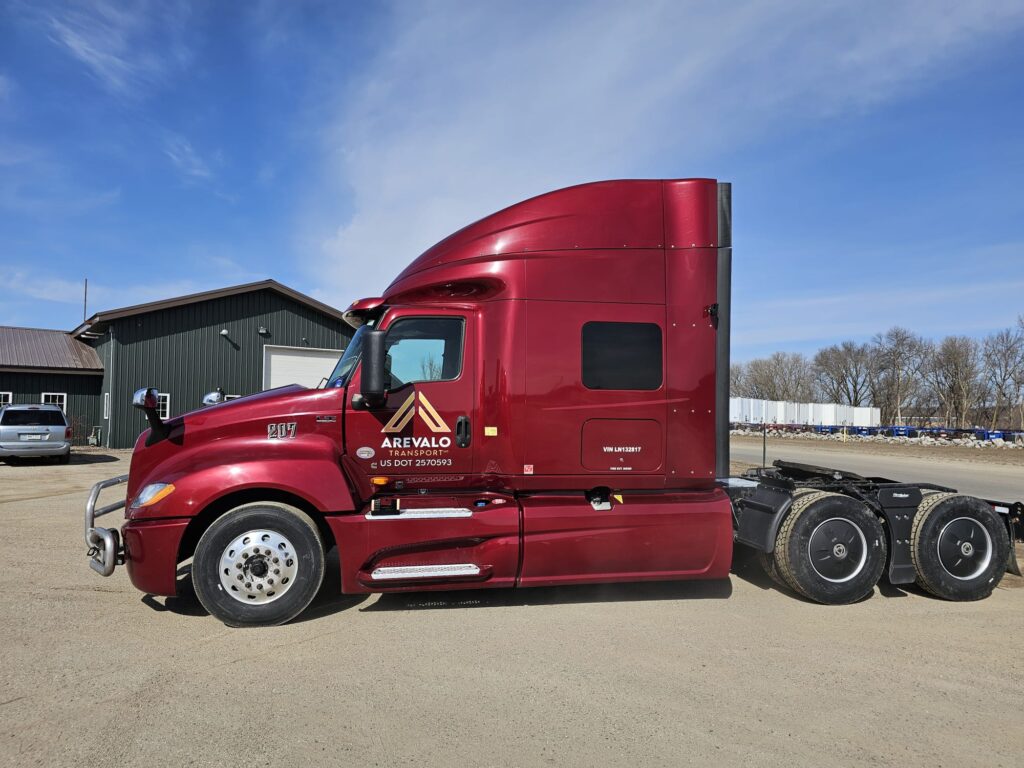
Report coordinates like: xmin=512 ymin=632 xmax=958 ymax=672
xmin=71 ymin=279 xmax=346 ymax=338
xmin=0 ymin=326 xmax=103 ymax=372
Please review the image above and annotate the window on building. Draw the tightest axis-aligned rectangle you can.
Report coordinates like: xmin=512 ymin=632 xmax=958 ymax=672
xmin=103 ymin=392 xmax=110 ymax=420
xmin=581 ymin=322 xmax=663 ymax=391
xmin=41 ymin=392 xmax=67 ymax=412
xmin=157 ymin=393 xmax=171 ymax=420
xmin=0 ymin=392 xmax=11 ymax=406
xmin=383 ymin=317 xmax=464 ymax=388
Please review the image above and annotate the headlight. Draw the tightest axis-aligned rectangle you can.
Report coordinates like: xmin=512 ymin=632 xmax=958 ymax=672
xmin=132 ymin=483 xmax=176 ymax=508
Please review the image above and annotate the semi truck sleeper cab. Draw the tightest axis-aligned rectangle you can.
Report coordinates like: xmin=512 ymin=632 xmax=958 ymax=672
xmin=84 ymin=179 xmax=1022 ymax=626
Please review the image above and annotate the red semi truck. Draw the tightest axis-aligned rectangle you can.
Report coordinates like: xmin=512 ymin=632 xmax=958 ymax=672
xmin=84 ymin=179 xmax=1023 ymax=626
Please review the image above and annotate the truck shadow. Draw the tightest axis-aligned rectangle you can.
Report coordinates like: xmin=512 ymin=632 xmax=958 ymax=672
xmin=143 ymin=547 xmax=370 ymax=621
xmin=360 ymin=577 xmax=732 ymax=612
xmin=729 ymin=546 xmax=919 ymax=601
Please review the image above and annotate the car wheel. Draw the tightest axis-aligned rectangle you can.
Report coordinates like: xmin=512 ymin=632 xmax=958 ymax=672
xmin=193 ymin=503 xmax=325 ymax=627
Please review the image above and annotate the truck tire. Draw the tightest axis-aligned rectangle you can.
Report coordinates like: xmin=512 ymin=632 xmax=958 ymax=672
xmin=773 ymin=491 xmax=886 ymax=604
xmin=192 ymin=503 xmax=325 ymax=627
xmin=758 ymin=488 xmax=816 ymax=592
xmin=910 ymin=492 xmax=1008 ymax=601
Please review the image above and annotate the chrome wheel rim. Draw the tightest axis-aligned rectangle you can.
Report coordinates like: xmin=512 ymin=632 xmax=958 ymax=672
xmin=219 ymin=529 xmax=298 ymax=604
xmin=936 ymin=516 xmax=992 ymax=581
xmin=807 ymin=517 xmax=868 ymax=583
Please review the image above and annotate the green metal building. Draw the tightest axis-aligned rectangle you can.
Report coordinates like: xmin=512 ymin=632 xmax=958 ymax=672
xmin=1 ymin=280 xmax=352 ymax=449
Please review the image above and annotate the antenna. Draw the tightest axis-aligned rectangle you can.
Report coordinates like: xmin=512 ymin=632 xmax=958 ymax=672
xmin=83 ymin=278 xmax=88 ymax=322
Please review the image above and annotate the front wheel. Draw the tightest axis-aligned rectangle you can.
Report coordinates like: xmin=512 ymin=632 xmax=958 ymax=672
xmin=193 ymin=503 xmax=325 ymax=627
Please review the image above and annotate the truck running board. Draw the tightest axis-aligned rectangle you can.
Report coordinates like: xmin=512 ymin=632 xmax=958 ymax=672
xmin=370 ymin=564 xmax=482 ymax=580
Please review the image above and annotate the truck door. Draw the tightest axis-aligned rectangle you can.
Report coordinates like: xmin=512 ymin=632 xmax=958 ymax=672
xmin=338 ymin=310 xmax=521 ymax=592
xmin=344 ymin=310 xmax=476 ymax=482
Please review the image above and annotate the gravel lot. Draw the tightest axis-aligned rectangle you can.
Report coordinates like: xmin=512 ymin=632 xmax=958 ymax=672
xmin=1 ymin=450 xmax=1022 ymax=768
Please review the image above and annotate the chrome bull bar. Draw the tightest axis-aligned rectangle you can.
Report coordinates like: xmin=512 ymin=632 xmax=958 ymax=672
xmin=85 ymin=474 xmax=129 ymax=576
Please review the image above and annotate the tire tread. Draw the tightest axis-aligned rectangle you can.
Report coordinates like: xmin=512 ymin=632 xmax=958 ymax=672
xmin=774 ymin=490 xmax=837 ymax=598
xmin=909 ymin=491 xmax=954 ymax=597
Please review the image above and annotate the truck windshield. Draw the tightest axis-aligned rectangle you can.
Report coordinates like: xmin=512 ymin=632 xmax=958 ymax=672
xmin=325 ymin=325 xmax=367 ymax=387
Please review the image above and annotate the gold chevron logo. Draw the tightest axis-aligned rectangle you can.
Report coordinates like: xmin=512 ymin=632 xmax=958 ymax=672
xmin=381 ymin=392 xmax=451 ymax=433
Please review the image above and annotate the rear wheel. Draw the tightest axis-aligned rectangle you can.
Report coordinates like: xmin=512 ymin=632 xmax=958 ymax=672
xmin=57 ymin=451 xmax=70 ymax=465
xmin=773 ymin=491 xmax=887 ymax=604
xmin=193 ymin=503 xmax=325 ymax=627
xmin=759 ymin=488 xmax=815 ymax=592
xmin=910 ymin=492 xmax=1008 ymax=601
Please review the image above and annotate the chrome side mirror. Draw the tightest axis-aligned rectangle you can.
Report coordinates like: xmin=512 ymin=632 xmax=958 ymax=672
xmin=132 ymin=387 xmax=159 ymax=410
xmin=202 ymin=389 xmax=225 ymax=406
xmin=132 ymin=387 xmax=169 ymax=444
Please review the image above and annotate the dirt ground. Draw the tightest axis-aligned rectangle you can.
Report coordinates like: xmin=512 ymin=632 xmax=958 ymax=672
xmin=1 ymin=452 xmax=1022 ymax=768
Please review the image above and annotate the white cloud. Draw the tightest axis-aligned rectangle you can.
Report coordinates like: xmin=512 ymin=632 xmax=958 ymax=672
xmin=162 ymin=133 xmax=213 ymax=181
xmin=0 ymin=266 xmax=254 ymax=329
xmin=44 ymin=0 xmax=192 ymax=98
xmin=731 ymin=271 xmax=1024 ymax=360
xmin=304 ymin=0 xmax=1024 ymax=305
xmin=0 ymin=145 xmax=121 ymax=215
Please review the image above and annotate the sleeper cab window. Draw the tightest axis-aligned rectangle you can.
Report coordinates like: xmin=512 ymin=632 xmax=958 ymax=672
xmin=581 ymin=321 xmax=663 ymax=391
xmin=384 ymin=316 xmax=465 ymax=387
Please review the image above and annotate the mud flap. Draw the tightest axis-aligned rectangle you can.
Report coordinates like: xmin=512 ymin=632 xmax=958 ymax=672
xmin=1008 ymin=543 xmax=1022 ymax=578
xmin=733 ymin=484 xmax=793 ymax=553
xmin=995 ymin=501 xmax=1022 ymax=577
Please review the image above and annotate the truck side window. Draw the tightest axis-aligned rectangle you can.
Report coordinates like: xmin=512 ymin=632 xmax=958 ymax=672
xmin=384 ymin=317 xmax=465 ymax=388
xmin=582 ymin=321 xmax=662 ymax=390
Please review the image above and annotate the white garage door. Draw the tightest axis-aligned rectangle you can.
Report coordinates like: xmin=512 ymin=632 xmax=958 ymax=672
xmin=263 ymin=345 xmax=344 ymax=390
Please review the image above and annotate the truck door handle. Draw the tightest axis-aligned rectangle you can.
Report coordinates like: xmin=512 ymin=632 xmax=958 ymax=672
xmin=455 ymin=416 xmax=471 ymax=448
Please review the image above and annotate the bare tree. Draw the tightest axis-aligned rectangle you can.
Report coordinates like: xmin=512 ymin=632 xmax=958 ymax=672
xmin=1015 ymin=315 xmax=1024 ymax=429
xmin=982 ymin=327 xmax=1024 ymax=428
xmin=869 ymin=327 xmax=927 ymax=424
xmin=927 ymin=336 xmax=984 ymax=428
xmin=731 ymin=319 xmax=1024 ymax=429
xmin=419 ymin=353 xmax=443 ymax=381
xmin=730 ymin=362 xmax=748 ymax=397
xmin=744 ymin=352 xmax=816 ymax=402
xmin=813 ymin=341 xmax=871 ymax=406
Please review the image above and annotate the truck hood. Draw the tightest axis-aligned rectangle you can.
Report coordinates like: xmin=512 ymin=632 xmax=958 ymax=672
xmin=127 ymin=384 xmax=344 ymax=504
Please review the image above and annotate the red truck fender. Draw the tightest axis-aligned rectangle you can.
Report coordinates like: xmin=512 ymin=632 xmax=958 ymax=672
xmin=123 ymin=434 xmax=359 ymax=595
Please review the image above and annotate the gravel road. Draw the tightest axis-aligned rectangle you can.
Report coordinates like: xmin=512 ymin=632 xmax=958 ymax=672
xmin=1 ymin=451 xmax=1022 ymax=768
xmin=731 ymin=435 xmax=1024 ymax=500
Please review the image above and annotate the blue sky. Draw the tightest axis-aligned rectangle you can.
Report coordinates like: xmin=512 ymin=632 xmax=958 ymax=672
xmin=1 ymin=1 xmax=1022 ymax=360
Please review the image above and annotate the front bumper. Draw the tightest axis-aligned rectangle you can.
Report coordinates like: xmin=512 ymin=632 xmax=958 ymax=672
xmin=84 ymin=475 xmax=128 ymax=576
xmin=85 ymin=475 xmax=190 ymax=594
xmin=1 ymin=441 xmax=71 ymax=458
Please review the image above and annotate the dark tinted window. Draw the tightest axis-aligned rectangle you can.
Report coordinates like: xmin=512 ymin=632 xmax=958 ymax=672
xmin=582 ymin=322 xmax=663 ymax=390
xmin=1 ymin=409 xmax=67 ymax=426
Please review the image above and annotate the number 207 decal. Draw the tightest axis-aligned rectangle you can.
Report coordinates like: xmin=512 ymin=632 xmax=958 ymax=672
xmin=267 ymin=422 xmax=298 ymax=439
